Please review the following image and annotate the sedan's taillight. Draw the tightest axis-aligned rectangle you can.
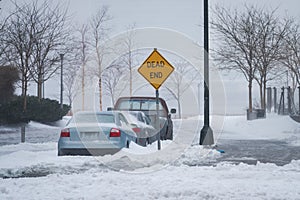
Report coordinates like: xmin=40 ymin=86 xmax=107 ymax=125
xmin=132 ymin=127 xmax=141 ymax=134
xmin=60 ymin=128 xmax=70 ymax=137
xmin=110 ymin=128 xmax=121 ymax=137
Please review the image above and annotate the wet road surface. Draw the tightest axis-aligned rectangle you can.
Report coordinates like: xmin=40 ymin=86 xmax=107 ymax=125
xmin=216 ymin=139 xmax=300 ymax=166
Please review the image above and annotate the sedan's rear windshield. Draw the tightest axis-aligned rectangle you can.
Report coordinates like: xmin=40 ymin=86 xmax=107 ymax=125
xmin=73 ymin=113 xmax=115 ymax=124
xmin=117 ymin=99 xmax=164 ymax=111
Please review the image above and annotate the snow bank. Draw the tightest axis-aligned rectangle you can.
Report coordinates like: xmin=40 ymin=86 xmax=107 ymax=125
xmin=172 ymin=145 xmax=221 ymax=166
xmin=0 ymin=138 xmax=222 ymax=178
xmin=27 ymin=121 xmax=59 ymax=129
xmin=1 ymin=160 xmax=300 ymax=200
xmin=219 ymin=114 xmax=300 ymax=143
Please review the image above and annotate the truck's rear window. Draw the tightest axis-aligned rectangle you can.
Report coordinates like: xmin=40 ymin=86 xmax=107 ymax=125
xmin=117 ymin=99 xmax=164 ymax=111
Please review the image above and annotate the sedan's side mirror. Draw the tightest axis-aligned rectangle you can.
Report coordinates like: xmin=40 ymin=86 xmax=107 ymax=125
xmin=107 ymin=107 xmax=113 ymax=111
xmin=170 ymin=108 xmax=176 ymax=114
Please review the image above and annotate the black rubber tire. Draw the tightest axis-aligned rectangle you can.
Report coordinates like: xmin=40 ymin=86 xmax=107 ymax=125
xmin=166 ymin=118 xmax=173 ymax=140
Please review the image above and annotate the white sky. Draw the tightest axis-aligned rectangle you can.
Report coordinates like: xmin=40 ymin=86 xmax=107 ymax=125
xmin=64 ymin=0 xmax=300 ymax=42
xmin=2 ymin=0 xmax=299 ymax=42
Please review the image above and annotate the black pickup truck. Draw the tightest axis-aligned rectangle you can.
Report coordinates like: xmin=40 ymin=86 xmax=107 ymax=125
xmin=112 ymin=96 xmax=176 ymax=142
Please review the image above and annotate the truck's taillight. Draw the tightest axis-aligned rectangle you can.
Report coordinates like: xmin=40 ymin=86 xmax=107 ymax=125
xmin=60 ymin=129 xmax=70 ymax=137
xmin=132 ymin=127 xmax=141 ymax=134
xmin=110 ymin=128 xmax=121 ymax=137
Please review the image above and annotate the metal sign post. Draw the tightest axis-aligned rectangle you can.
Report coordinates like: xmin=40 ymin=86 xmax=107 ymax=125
xmin=138 ymin=48 xmax=174 ymax=150
xmin=156 ymin=89 xmax=161 ymax=150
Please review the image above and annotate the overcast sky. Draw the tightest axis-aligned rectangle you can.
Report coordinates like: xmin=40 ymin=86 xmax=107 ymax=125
xmin=2 ymin=0 xmax=299 ymax=42
xmin=65 ymin=0 xmax=300 ymax=42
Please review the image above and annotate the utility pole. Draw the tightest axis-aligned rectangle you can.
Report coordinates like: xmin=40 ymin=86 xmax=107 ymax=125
xmin=60 ymin=53 xmax=64 ymax=109
xmin=200 ymin=0 xmax=214 ymax=145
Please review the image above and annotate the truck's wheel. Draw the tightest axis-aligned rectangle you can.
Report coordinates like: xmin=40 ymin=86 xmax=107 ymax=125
xmin=167 ymin=127 xmax=173 ymax=140
xmin=166 ymin=118 xmax=173 ymax=140
xmin=160 ymin=122 xmax=168 ymax=140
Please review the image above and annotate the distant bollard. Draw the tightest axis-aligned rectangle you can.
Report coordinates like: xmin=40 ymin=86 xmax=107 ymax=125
xmin=273 ymin=87 xmax=277 ymax=113
xmin=21 ymin=125 xmax=25 ymax=143
xmin=267 ymin=87 xmax=272 ymax=113
xmin=247 ymin=109 xmax=257 ymax=120
xmin=278 ymin=87 xmax=285 ymax=115
xmin=287 ymin=86 xmax=291 ymax=114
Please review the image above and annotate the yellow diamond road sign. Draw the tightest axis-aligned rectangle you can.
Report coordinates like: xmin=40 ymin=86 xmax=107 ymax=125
xmin=138 ymin=49 xmax=174 ymax=90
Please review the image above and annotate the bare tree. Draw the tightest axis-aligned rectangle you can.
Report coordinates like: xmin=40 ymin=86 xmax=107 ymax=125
xmin=253 ymin=8 xmax=291 ymax=109
xmin=2 ymin=0 xmax=69 ymax=110
xmin=6 ymin=1 xmax=69 ymax=100
xmin=90 ymin=6 xmax=111 ymax=111
xmin=0 ymin=8 xmax=8 ymax=65
xmin=29 ymin=1 xmax=70 ymax=100
xmin=0 ymin=25 xmax=5 ymax=65
xmin=102 ymin=61 xmax=127 ymax=105
xmin=211 ymin=5 xmax=259 ymax=112
xmin=63 ymin=62 xmax=80 ymax=107
xmin=164 ymin=61 xmax=198 ymax=118
xmin=3 ymin=2 xmax=35 ymax=111
xmin=281 ymin=19 xmax=300 ymax=90
xmin=122 ymin=24 xmax=137 ymax=97
xmin=62 ymin=33 xmax=85 ymax=110
xmin=212 ymin=5 xmax=291 ymax=111
xmin=73 ymin=24 xmax=90 ymax=111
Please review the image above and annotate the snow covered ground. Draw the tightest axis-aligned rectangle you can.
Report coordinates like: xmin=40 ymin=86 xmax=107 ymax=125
xmin=0 ymin=114 xmax=300 ymax=199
